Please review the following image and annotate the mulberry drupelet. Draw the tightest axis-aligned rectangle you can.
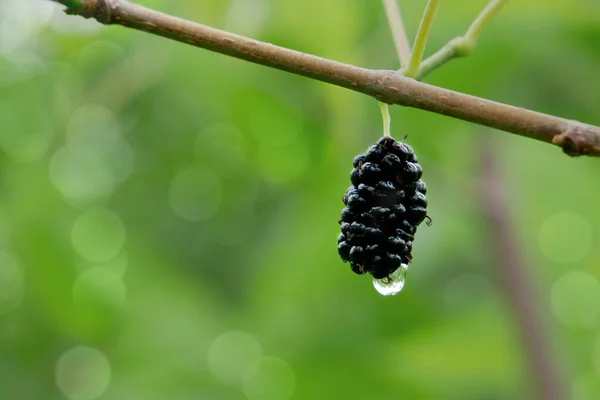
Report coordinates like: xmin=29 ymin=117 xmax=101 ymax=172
xmin=337 ymin=136 xmax=429 ymax=280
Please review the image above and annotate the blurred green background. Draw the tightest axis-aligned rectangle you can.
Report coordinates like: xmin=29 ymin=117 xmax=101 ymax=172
xmin=1 ymin=0 xmax=599 ymax=399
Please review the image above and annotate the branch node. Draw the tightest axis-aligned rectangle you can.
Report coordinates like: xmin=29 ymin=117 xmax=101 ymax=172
xmin=552 ymin=121 xmax=600 ymax=157
xmin=453 ymin=36 xmax=475 ymax=57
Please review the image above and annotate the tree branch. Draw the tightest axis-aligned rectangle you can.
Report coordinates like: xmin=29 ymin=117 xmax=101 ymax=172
xmin=418 ymin=0 xmax=508 ymax=80
xmin=479 ymin=139 xmax=566 ymax=400
xmin=381 ymin=0 xmax=411 ymax=68
xmin=403 ymin=0 xmax=440 ymax=79
xmin=50 ymin=0 xmax=600 ymax=157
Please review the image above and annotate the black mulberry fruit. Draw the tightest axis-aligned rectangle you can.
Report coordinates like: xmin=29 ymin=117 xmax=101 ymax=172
xmin=337 ymin=136 xmax=429 ymax=280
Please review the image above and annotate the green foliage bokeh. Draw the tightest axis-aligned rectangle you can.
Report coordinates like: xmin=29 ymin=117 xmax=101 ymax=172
xmin=0 ymin=0 xmax=599 ymax=399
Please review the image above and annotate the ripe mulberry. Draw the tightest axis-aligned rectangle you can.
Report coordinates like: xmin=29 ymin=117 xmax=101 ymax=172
xmin=338 ymin=136 xmax=428 ymax=280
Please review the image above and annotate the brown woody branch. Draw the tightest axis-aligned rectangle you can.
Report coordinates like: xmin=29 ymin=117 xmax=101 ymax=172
xmin=52 ymin=0 xmax=600 ymax=157
xmin=479 ymin=140 xmax=566 ymax=400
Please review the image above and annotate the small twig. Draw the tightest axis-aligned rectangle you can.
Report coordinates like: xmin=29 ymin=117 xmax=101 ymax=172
xmin=48 ymin=0 xmax=600 ymax=157
xmin=418 ymin=0 xmax=508 ymax=80
xmin=465 ymin=0 xmax=507 ymax=42
xmin=414 ymin=37 xmax=463 ymax=80
xmin=382 ymin=0 xmax=412 ymax=68
xmin=479 ymin=139 xmax=566 ymax=400
xmin=403 ymin=0 xmax=440 ymax=79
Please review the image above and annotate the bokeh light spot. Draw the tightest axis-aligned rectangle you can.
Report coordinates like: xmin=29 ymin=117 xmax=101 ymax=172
xmin=50 ymin=104 xmax=134 ymax=205
xmin=207 ymin=331 xmax=263 ymax=385
xmin=539 ymin=212 xmax=593 ymax=263
xmin=242 ymin=356 xmax=296 ymax=400
xmin=0 ymin=251 xmax=25 ymax=314
xmin=55 ymin=346 xmax=111 ymax=400
xmin=551 ymin=271 xmax=600 ymax=327
xmin=50 ymin=146 xmax=115 ymax=203
xmin=71 ymin=208 xmax=127 ymax=262
xmin=73 ymin=268 xmax=126 ymax=309
xmin=66 ymin=104 xmax=134 ymax=184
xmin=169 ymin=166 xmax=222 ymax=221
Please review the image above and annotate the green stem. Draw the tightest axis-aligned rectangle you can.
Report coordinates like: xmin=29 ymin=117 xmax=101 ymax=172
xmin=417 ymin=37 xmax=462 ymax=79
xmin=379 ymin=102 xmax=391 ymax=137
xmin=382 ymin=0 xmax=412 ymax=68
xmin=466 ymin=0 xmax=508 ymax=42
xmin=403 ymin=0 xmax=440 ymax=79
xmin=52 ymin=0 xmax=85 ymax=10
xmin=418 ymin=0 xmax=508 ymax=80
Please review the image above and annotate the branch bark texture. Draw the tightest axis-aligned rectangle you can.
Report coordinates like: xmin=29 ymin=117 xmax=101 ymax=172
xmin=53 ymin=0 xmax=600 ymax=157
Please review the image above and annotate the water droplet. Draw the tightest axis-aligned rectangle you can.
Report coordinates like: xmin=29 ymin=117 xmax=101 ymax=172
xmin=373 ymin=264 xmax=408 ymax=296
